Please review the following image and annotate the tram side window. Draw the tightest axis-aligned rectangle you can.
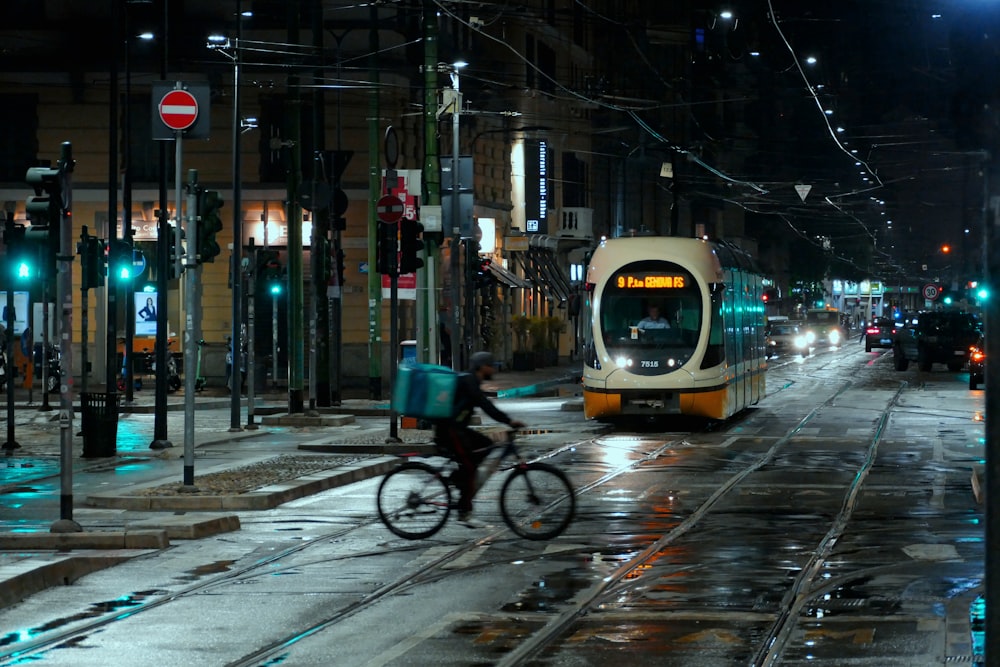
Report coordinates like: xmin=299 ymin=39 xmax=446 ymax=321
xmin=701 ymin=285 xmax=725 ymax=368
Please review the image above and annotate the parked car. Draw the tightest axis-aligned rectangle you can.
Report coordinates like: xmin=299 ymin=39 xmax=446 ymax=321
xmin=864 ymin=317 xmax=896 ymax=352
xmin=969 ymin=336 xmax=985 ymax=390
xmin=765 ymin=322 xmax=810 ymax=358
xmin=892 ymin=310 xmax=982 ymax=372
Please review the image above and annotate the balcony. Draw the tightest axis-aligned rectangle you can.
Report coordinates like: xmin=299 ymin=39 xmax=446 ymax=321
xmin=558 ymin=207 xmax=593 ymax=240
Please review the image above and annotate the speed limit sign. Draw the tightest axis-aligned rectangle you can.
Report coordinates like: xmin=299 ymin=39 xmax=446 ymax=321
xmin=922 ymin=283 xmax=940 ymax=300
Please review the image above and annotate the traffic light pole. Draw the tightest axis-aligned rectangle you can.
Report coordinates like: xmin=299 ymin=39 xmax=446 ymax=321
xmin=53 ymin=142 xmax=78 ymax=530
xmin=182 ymin=169 xmax=200 ymax=489
xmin=2 ymin=215 xmax=18 ymax=452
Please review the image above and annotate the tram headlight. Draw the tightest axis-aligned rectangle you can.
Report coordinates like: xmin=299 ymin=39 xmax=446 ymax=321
xmin=615 ymin=356 xmax=634 ymax=368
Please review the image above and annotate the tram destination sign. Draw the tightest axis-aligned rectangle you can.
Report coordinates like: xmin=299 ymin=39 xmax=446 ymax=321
xmin=616 ymin=274 xmax=687 ymax=289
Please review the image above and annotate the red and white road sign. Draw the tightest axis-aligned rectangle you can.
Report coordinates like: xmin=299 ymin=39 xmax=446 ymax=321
xmin=376 ymin=195 xmax=405 ymax=224
xmin=158 ymin=89 xmax=199 ymax=131
xmin=922 ymin=283 xmax=940 ymax=300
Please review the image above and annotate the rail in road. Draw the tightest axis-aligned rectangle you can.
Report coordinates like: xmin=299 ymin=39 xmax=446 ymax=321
xmin=0 ymin=345 xmax=983 ymax=665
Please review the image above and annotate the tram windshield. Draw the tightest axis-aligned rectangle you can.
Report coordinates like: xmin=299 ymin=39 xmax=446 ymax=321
xmin=600 ymin=262 xmax=702 ymax=374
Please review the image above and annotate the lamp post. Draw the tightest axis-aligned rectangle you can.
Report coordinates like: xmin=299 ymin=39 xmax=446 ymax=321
xmin=447 ymin=60 xmax=466 ymax=370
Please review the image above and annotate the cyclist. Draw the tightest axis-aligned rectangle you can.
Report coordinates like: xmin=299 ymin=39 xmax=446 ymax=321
xmin=435 ymin=350 xmax=525 ymax=528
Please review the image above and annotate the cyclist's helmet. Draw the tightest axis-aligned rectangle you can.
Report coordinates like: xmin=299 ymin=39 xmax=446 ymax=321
xmin=469 ymin=351 xmax=495 ymax=371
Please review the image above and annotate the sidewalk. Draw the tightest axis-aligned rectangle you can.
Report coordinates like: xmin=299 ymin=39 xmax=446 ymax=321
xmin=0 ymin=362 xmax=582 ymax=610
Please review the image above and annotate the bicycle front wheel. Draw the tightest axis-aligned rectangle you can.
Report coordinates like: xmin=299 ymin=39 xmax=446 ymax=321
xmin=499 ymin=462 xmax=575 ymax=540
xmin=377 ymin=461 xmax=452 ymax=540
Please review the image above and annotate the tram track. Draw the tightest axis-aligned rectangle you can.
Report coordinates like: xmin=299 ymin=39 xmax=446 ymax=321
xmin=0 ymin=370 xmax=925 ymax=666
xmin=0 ymin=432 xmax=667 ymax=666
xmin=494 ymin=379 xmax=907 ymax=666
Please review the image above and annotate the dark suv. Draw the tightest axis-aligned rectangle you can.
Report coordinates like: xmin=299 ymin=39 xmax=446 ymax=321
xmin=892 ymin=311 xmax=982 ymax=372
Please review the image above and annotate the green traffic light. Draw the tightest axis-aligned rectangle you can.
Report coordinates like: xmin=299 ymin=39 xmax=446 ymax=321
xmin=977 ymin=288 xmax=989 ymax=301
xmin=16 ymin=262 xmax=30 ymax=279
xmin=943 ymin=295 xmax=953 ymax=305
xmin=269 ymin=283 xmax=282 ymax=295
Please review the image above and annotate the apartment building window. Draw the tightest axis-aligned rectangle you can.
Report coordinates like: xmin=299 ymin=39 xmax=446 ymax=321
xmin=562 ymin=153 xmax=588 ymax=208
xmin=0 ymin=95 xmax=38 ymax=182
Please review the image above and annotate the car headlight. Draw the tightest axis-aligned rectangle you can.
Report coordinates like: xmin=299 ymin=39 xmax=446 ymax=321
xmin=805 ymin=331 xmax=816 ymax=345
xmin=793 ymin=336 xmax=807 ymax=348
xmin=829 ymin=330 xmax=842 ymax=345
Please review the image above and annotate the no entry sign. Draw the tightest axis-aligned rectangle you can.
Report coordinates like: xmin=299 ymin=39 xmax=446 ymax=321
xmin=376 ymin=195 xmax=405 ymax=224
xmin=158 ymin=89 xmax=199 ymax=131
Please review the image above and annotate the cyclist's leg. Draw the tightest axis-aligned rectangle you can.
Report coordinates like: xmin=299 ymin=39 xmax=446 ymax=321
xmin=447 ymin=427 xmax=491 ymax=513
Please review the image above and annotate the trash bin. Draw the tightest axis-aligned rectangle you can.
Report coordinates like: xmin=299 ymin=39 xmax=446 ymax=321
xmin=81 ymin=392 xmax=120 ymax=458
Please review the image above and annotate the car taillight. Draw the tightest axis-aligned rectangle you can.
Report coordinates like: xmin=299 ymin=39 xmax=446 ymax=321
xmin=971 ymin=348 xmax=985 ymax=363
xmin=866 ymin=327 xmax=878 ymax=334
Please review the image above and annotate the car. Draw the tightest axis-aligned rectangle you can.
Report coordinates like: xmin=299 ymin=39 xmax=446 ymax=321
xmin=969 ymin=336 xmax=985 ymax=390
xmin=803 ymin=308 xmax=846 ymax=347
xmin=765 ymin=322 xmax=810 ymax=358
xmin=864 ymin=317 xmax=896 ymax=352
xmin=892 ymin=310 xmax=982 ymax=372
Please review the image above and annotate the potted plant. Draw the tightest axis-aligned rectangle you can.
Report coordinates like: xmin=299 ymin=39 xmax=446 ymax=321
xmin=511 ymin=315 xmax=534 ymax=371
xmin=545 ymin=315 xmax=565 ymax=366
xmin=529 ymin=317 xmax=549 ymax=367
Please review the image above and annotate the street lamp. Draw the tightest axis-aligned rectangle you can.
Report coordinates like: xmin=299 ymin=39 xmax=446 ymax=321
xmin=440 ymin=59 xmax=466 ymax=369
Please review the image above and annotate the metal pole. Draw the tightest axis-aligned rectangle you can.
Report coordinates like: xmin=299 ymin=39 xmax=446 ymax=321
xmin=229 ymin=4 xmax=243 ymax=431
xmin=54 ymin=142 xmax=77 ymax=529
xmin=40 ymin=266 xmax=51 ymax=412
xmin=451 ymin=69 xmax=462 ymax=371
xmin=151 ymin=0 xmax=171 ymax=451
xmin=245 ymin=242 xmax=257 ymax=429
xmin=79 ymin=228 xmax=89 ymax=396
xmin=3 ymin=220 xmax=18 ymax=452
xmin=182 ymin=169 xmax=199 ymax=488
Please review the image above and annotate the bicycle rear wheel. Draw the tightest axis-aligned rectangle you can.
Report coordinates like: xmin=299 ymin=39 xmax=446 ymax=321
xmin=499 ymin=462 xmax=575 ymax=540
xmin=377 ymin=461 xmax=452 ymax=539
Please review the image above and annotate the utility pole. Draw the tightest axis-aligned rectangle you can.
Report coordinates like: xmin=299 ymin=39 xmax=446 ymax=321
xmin=421 ymin=1 xmax=441 ymax=366
xmin=367 ymin=4 xmax=383 ymax=398
xmin=285 ymin=0 xmax=304 ymax=413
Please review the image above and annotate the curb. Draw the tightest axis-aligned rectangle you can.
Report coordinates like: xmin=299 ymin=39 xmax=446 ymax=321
xmin=0 ymin=550 xmax=155 ymax=610
xmin=84 ymin=456 xmax=400 ymax=511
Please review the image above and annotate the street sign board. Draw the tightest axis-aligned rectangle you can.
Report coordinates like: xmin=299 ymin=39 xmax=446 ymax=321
xmin=376 ymin=195 xmax=405 ymax=224
xmin=158 ymin=89 xmax=199 ymax=131
xmin=922 ymin=283 xmax=940 ymax=300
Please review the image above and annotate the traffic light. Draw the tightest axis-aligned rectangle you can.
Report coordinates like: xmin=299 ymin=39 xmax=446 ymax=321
xmin=376 ymin=221 xmax=398 ymax=276
xmin=25 ymin=166 xmax=63 ymax=278
xmin=165 ymin=225 xmax=184 ymax=280
xmin=78 ymin=232 xmax=105 ymax=290
xmin=474 ymin=257 xmax=494 ymax=289
xmin=108 ymin=239 xmax=133 ymax=282
xmin=257 ymin=249 xmax=282 ymax=295
xmin=197 ymin=189 xmax=224 ymax=263
xmin=399 ymin=219 xmax=425 ymax=274
xmin=4 ymin=219 xmax=29 ymax=280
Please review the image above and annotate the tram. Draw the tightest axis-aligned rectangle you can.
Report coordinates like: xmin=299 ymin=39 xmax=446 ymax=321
xmin=581 ymin=236 xmax=767 ymax=421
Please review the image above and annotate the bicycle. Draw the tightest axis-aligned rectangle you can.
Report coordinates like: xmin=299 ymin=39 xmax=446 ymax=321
xmin=376 ymin=429 xmax=575 ymax=541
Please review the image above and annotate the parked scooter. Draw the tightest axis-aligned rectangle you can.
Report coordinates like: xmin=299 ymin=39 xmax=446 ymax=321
xmin=33 ymin=343 xmax=61 ymax=394
xmin=149 ymin=338 xmax=182 ymax=393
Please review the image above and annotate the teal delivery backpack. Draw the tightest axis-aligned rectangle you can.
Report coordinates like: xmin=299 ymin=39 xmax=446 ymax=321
xmin=391 ymin=363 xmax=459 ymax=420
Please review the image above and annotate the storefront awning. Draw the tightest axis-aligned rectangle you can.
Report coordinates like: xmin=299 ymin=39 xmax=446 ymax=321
xmin=488 ymin=261 xmax=531 ymax=289
xmin=512 ymin=240 xmax=571 ymax=302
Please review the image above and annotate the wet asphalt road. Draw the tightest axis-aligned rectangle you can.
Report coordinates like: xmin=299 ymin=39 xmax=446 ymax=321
xmin=0 ymin=343 xmax=985 ymax=666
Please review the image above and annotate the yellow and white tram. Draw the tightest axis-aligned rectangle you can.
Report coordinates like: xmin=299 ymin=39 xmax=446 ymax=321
xmin=581 ymin=236 xmax=767 ymax=421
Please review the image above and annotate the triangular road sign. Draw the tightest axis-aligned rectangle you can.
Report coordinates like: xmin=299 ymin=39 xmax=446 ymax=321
xmin=794 ymin=184 xmax=812 ymax=202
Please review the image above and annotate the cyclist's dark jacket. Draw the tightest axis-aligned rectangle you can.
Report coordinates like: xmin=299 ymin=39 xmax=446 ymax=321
xmin=451 ymin=372 xmax=515 ymax=427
